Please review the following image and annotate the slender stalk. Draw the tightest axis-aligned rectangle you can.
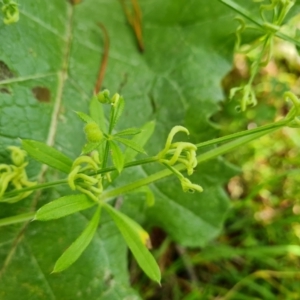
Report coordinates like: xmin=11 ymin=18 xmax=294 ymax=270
xmin=95 ymin=156 xmax=159 ymax=175
xmin=102 ymin=106 xmax=115 ymax=168
xmin=2 ymin=179 xmax=68 ymax=199
xmin=195 ymin=119 xmax=286 ymax=149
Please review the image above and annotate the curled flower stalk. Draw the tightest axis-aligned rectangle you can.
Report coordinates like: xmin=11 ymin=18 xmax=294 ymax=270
xmin=0 ymin=147 xmax=36 ymax=203
xmin=1 ymin=0 xmax=19 ymax=24
xmin=157 ymin=126 xmax=203 ymax=193
xmin=68 ymin=151 xmax=103 ymax=202
xmin=284 ymin=92 xmax=300 ymax=127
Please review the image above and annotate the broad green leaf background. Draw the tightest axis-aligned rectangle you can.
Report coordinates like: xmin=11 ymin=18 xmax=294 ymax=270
xmin=1 ymin=0 xmax=297 ymax=298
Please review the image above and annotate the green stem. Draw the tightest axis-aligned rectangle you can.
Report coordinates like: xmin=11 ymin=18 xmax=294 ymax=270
xmin=96 ymin=156 xmax=159 ymax=175
xmin=99 ymin=126 xmax=279 ymax=202
xmin=195 ymin=119 xmax=286 ymax=149
xmin=2 ymin=179 xmax=68 ymax=199
xmin=248 ymin=36 xmax=270 ymax=85
xmin=0 ymin=211 xmax=35 ymax=227
xmin=102 ymin=105 xmax=115 ymax=168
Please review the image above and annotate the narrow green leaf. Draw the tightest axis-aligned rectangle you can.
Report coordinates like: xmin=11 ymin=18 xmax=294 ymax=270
xmin=111 ymin=96 xmax=125 ymax=130
xmin=90 ymin=96 xmax=106 ymax=132
xmin=89 ymin=96 xmax=106 ymax=158
xmin=115 ymin=128 xmax=141 ymax=136
xmin=103 ymin=203 xmax=161 ymax=283
xmin=74 ymin=111 xmax=95 ymax=123
xmin=124 ymin=121 xmax=155 ymax=162
xmin=114 ymin=137 xmax=146 ymax=154
xmin=22 ymin=139 xmax=73 ymax=173
xmin=52 ymin=206 xmax=101 ymax=273
xmin=0 ymin=212 xmax=35 ymax=227
xmin=109 ymin=140 xmax=124 ymax=173
xmin=35 ymin=194 xmax=95 ymax=221
xmin=81 ymin=141 xmax=102 ymax=155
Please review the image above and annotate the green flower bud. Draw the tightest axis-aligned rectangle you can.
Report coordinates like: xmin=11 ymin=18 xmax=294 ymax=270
xmin=84 ymin=122 xmax=103 ymax=143
xmin=97 ymin=89 xmax=110 ymax=104
xmin=110 ymin=93 xmax=120 ymax=105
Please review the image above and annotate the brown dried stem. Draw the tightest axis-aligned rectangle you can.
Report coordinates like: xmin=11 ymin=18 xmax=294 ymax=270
xmin=119 ymin=0 xmax=144 ymax=52
xmin=93 ymin=23 xmax=110 ymax=95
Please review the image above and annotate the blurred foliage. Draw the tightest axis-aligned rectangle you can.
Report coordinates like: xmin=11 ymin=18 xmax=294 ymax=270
xmin=134 ymin=15 xmax=300 ymax=300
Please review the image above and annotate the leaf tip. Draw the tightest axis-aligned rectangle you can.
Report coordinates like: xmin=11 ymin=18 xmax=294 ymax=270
xmin=51 ymin=262 xmax=64 ymax=274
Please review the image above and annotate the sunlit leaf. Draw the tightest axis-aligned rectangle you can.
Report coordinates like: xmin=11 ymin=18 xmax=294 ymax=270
xmin=104 ymin=203 xmax=161 ymax=283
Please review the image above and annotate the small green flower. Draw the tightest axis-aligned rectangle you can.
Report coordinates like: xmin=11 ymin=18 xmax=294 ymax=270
xmin=0 ymin=147 xmax=36 ymax=203
xmin=180 ymin=177 xmax=203 ymax=193
xmin=67 ymin=152 xmax=103 ymax=202
xmin=84 ymin=122 xmax=103 ymax=143
xmin=2 ymin=0 xmax=19 ymax=25
xmin=158 ymin=126 xmax=198 ymax=175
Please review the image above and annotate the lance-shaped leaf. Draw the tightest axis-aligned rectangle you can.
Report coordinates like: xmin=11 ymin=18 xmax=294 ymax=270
xmin=103 ymin=203 xmax=161 ymax=284
xmin=22 ymin=139 xmax=73 ymax=174
xmin=114 ymin=137 xmax=146 ymax=154
xmin=89 ymin=97 xmax=106 ymax=157
xmin=124 ymin=121 xmax=155 ymax=162
xmin=81 ymin=141 xmax=102 ymax=155
xmin=109 ymin=140 xmax=124 ymax=173
xmin=35 ymin=194 xmax=95 ymax=221
xmin=90 ymin=96 xmax=107 ymax=132
xmin=74 ymin=111 xmax=95 ymax=123
xmin=52 ymin=206 xmax=101 ymax=273
xmin=115 ymin=128 xmax=142 ymax=136
xmin=111 ymin=96 xmax=125 ymax=130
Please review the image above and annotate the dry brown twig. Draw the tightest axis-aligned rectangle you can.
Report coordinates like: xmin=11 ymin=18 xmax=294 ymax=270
xmin=119 ymin=0 xmax=144 ymax=52
xmin=94 ymin=23 xmax=110 ymax=95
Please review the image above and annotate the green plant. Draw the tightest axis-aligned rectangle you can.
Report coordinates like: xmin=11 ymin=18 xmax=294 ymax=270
xmin=1 ymin=0 xmax=300 ymax=298
xmin=1 ymin=89 xmax=300 ymax=283
xmin=220 ymin=0 xmax=299 ymax=111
